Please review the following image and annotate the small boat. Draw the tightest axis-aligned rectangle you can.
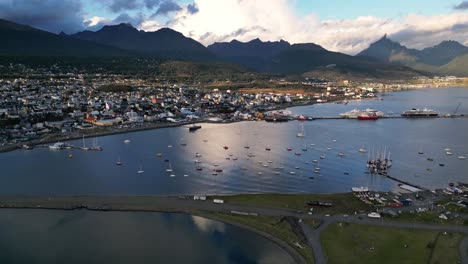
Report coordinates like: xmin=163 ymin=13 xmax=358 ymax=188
xmin=166 ymin=163 xmax=173 ymax=172
xmin=68 ymin=154 xmax=73 ymax=158
xmin=183 ymin=174 xmax=189 ymax=177
xmin=124 ymin=139 xmax=130 ymax=144
xmin=241 ymin=167 xmax=248 ymax=170
xmin=265 ymin=147 xmax=271 ymax=151
xmin=156 ymin=153 xmax=163 ymax=157
xmin=326 ymin=147 xmax=332 ymax=150
xmin=170 ymin=174 xmax=176 ymax=177
xmin=189 ymin=124 xmax=202 ymax=132
xmin=267 ymin=160 xmax=273 ymax=163
xmin=320 ymin=155 xmax=325 ymax=159
xmin=274 ymin=172 xmax=280 ymax=175
xmin=286 ymin=147 xmax=293 ymax=151
xmin=167 ymin=145 xmax=173 ymax=148
xmin=446 ymin=151 xmax=453 ymax=155
xmin=223 ymin=146 xmax=229 ymax=150
xmin=116 ymin=156 xmax=123 ymax=166
xmin=445 ymin=148 xmax=451 ymax=151
xmin=458 ymin=156 xmax=466 ymax=160
xmin=439 ymin=163 xmax=445 ymax=167
xmin=308 ymin=177 xmax=314 ymax=179
xmin=196 ymin=167 xmax=203 ymax=171
xmin=263 ymin=164 xmax=268 ymax=167
xmin=358 ymin=147 xmax=367 ymax=153
xmin=294 ymin=152 xmax=301 ymax=156
xmin=312 ymin=160 xmax=318 ymax=163
xmin=310 ymin=143 xmax=315 ymax=146
xmin=137 ymin=164 xmax=144 ymax=174
xmin=427 ymin=158 xmax=434 ymax=161
xmin=338 ymin=152 xmax=345 ymax=157
xmin=289 ymin=171 xmax=296 ymax=175
xmin=257 ymin=172 xmax=263 ymax=175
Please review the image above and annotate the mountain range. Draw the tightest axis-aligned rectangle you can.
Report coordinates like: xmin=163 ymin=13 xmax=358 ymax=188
xmin=0 ymin=18 xmax=466 ymax=78
xmin=358 ymin=35 xmax=468 ymax=76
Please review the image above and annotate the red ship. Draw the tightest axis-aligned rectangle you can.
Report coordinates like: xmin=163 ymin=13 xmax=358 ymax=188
xmin=357 ymin=113 xmax=379 ymax=120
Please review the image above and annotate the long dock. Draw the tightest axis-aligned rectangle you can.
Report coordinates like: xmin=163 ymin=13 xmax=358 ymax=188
xmin=303 ymin=114 xmax=467 ymax=120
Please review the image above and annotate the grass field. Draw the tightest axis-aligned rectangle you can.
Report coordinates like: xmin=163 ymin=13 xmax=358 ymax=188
xmin=395 ymin=211 xmax=465 ymax=225
xmin=210 ymin=212 xmax=314 ymax=264
xmin=217 ymin=193 xmax=371 ymax=215
xmin=321 ymin=223 xmax=463 ymax=264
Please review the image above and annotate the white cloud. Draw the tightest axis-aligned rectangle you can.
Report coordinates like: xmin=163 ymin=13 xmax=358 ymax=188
xmin=89 ymin=0 xmax=468 ymax=55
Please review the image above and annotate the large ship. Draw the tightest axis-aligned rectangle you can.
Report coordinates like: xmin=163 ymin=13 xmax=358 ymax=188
xmin=340 ymin=109 xmax=384 ymax=119
xmin=401 ymin=108 xmax=438 ymax=117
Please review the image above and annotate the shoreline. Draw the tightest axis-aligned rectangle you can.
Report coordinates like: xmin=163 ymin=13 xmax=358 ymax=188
xmin=0 ymin=195 xmax=308 ymax=264
xmin=1 ymin=85 xmax=466 ymax=154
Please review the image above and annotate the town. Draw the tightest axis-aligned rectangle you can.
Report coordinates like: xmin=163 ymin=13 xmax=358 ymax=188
xmin=0 ymin=62 xmax=465 ymax=152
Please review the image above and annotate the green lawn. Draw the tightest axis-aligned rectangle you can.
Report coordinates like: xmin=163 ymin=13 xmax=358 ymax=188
xmin=321 ymin=222 xmax=463 ymax=264
xmin=217 ymin=193 xmax=371 ymax=215
xmin=210 ymin=212 xmax=314 ymax=264
xmin=430 ymin=232 xmax=465 ymax=264
xmin=395 ymin=211 xmax=464 ymax=225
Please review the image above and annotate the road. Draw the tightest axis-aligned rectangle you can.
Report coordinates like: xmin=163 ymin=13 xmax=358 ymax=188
xmin=0 ymin=195 xmax=466 ymax=264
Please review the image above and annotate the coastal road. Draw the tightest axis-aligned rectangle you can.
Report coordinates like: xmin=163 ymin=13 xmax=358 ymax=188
xmin=0 ymin=195 xmax=467 ymax=264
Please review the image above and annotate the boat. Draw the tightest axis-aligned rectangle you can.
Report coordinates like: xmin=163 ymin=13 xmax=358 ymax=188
xmin=340 ymin=109 xmax=384 ymax=119
xmin=446 ymin=151 xmax=453 ymax=155
xmin=166 ymin=162 xmax=173 ymax=172
xmin=124 ymin=139 xmax=131 ymax=144
xmin=367 ymin=212 xmax=381 ymax=219
xmin=189 ymin=124 xmax=202 ymax=132
xmin=49 ymin=142 xmax=65 ymax=150
xmin=137 ymin=166 xmax=144 ymax=174
xmin=82 ymin=136 xmax=89 ymax=151
xmin=458 ymin=156 xmax=466 ymax=160
xmin=22 ymin=144 xmax=33 ymax=150
xmin=156 ymin=153 xmax=163 ymax=157
xmin=116 ymin=156 xmax=123 ymax=166
xmin=338 ymin=152 xmax=345 ymax=157
xmin=68 ymin=154 xmax=73 ymax=158
xmin=265 ymin=147 xmax=271 ymax=151
xmin=297 ymin=115 xmax=307 ymax=121
xmin=296 ymin=123 xmax=305 ymax=138
xmin=401 ymin=108 xmax=438 ymax=117
xmin=223 ymin=146 xmax=229 ymax=150
xmin=357 ymin=112 xmax=379 ymax=120
xmin=358 ymin=147 xmax=367 ymax=153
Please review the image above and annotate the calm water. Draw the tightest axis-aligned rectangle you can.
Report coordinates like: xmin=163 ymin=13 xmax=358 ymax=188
xmin=0 ymin=209 xmax=294 ymax=264
xmin=0 ymin=87 xmax=467 ymax=195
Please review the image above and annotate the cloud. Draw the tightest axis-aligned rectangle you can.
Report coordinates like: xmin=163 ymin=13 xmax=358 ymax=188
xmin=187 ymin=3 xmax=199 ymax=14
xmin=152 ymin=0 xmax=182 ymax=17
xmin=144 ymin=0 xmax=161 ymax=9
xmin=454 ymin=1 xmax=468 ymax=10
xmin=0 ymin=0 xmax=84 ymax=34
xmin=135 ymin=0 xmax=468 ymax=55
xmin=105 ymin=0 xmax=140 ymax=12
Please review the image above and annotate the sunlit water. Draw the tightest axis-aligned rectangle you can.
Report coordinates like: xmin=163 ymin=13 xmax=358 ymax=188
xmin=0 ymin=87 xmax=466 ymax=195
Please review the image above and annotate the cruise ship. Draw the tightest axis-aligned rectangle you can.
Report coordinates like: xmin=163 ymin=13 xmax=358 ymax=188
xmin=401 ymin=108 xmax=438 ymax=117
xmin=340 ymin=109 xmax=384 ymax=119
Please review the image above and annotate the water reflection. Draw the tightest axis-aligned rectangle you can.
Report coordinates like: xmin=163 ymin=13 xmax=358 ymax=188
xmin=0 ymin=209 xmax=294 ymax=264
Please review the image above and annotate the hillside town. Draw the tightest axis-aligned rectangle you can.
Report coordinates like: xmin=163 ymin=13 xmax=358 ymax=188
xmin=0 ymin=63 xmax=465 ymax=150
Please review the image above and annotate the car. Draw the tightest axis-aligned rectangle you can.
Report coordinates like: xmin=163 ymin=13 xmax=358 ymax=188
xmin=325 ymin=214 xmax=330 ymax=217
xmin=343 ymin=214 xmax=348 ymax=217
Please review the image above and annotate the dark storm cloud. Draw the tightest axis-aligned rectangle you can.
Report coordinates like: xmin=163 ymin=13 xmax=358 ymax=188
xmin=0 ymin=0 xmax=84 ymax=34
xmin=106 ymin=0 xmax=140 ymax=12
xmin=454 ymin=1 xmax=468 ymax=10
xmin=152 ymin=0 xmax=182 ymax=16
xmin=187 ymin=3 xmax=199 ymax=14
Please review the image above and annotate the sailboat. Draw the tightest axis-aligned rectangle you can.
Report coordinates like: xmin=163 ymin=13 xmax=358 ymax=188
xmin=116 ymin=156 xmax=123 ymax=166
xmin=166 ymin=162 xmax=173 ymax=172
xmin=358 ymin=146 xmax=367 ymax=153
xmin=296 ymin=123 xmax=305 ymax=138
xmin=137 ymin=164 xmax=144 ymax=174
xmin=82 ymin=136 xmax=89 ymax=151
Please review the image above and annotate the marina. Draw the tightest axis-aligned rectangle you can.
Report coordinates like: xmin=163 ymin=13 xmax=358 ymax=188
xmin=0 ymin=87 xmax=466 ymax=196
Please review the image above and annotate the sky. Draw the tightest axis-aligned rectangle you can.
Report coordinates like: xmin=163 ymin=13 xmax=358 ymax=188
xmin=0 ymin=0 xmax=468 ymax=54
